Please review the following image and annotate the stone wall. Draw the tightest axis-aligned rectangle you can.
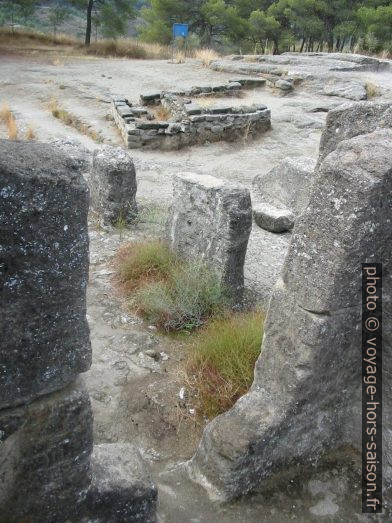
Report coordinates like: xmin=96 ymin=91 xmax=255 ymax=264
xmin=112 ymin=84 xmax=271 ymax=150
xmin=188 ymin=123 xmax=392 ymax=500
xmin=166 ymin=172 xmax=252 ymax=303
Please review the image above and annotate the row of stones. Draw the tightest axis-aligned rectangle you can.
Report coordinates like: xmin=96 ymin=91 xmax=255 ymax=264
xmin=139 ymin=78 xmax=265 ymax=105
xmin=112 ymin=98 xmax=271 ymax=150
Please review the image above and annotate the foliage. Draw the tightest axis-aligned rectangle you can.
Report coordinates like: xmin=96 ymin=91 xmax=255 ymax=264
xmin=184 ymin=310 xmax=265 ymax=419
xmin=115 ymin=241 xmax=228 ymax=332
xmin=138 ymin=0 xmax=392 ymax=54
xmin=48 ymin=2 xmax=71 ymax=37
xmin=0 ymin=0 xmax=37 ymax=30
xmin=70 ymin=0 xmax=137 ymax=44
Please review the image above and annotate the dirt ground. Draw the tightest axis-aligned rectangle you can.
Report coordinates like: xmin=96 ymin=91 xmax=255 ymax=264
xmin=1 ymin=46 xmax=391 ymax=521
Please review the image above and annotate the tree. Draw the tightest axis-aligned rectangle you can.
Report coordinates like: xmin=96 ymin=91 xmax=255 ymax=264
xmin=0 ymin=0 xmax=36 ymax=31
xmin=48 ymin=3 xmax=71 ymax=37
xmin=71 ymin=0 xmax=137 ymax=45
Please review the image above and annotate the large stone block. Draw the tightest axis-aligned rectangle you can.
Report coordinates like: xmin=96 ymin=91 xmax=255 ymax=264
xmin=90 ymin=145 xmax=137 ymax=225
xmin=318 ymin=100 xmax=392 ymax=164
xmin=188 ymin=130 xmax=392 ymax=500
xmin=0 ymin=378 xmax=93 ymax=522
xmin=85 ymin=444 xmax=158 ymax=522
xmin=0 ymin=140 xmax=91 ymax=409
xmin=166 ymin=173 xmax=252 ymax=302
xmin=252 ymin=156 xmax=316 ymax=217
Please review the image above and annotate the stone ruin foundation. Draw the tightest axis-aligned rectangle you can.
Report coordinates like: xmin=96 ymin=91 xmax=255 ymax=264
xmin=112 ymin=81 xmax=271 ymax=150
xmin=187 ymin=110 xmax=392 ymax=502
xmin=0 ymin=140 xmax=157 ymax=522
xmin=166 ymin=172 xmax=252 ymax=304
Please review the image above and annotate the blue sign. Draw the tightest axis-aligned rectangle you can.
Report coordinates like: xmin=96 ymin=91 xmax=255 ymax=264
xmin=173 ymin=23 xmax=189 ymax=39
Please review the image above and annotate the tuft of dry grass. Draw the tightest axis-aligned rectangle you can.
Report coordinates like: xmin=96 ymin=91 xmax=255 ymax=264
xmin=0 ymin=27 xmax=78 ymax=47
xmin=174 ymin=51 xmax=186 ymax=64
xmin=194 ymin=48 xmax=220 ymax=66
xmin=184 ymin=310 xmax=265 ymax=420
xmin=85 ymin=38 xmax=171 ymax=60
xmin=365 ymin=82 xmax=380 ymax=99
xmin=25 ymin=124 xmax=36 ymax=140
xmin=154 ymin=105 xmax=171 ymax=121
xmin=48 ymin=98 xmax=102 ymax=142
xmin=0 ymin=103 xmax=18 ymax=140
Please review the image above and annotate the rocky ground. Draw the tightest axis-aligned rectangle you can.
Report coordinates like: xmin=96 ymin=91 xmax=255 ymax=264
xmin=1 ymin=47 xmax=391 ymax=521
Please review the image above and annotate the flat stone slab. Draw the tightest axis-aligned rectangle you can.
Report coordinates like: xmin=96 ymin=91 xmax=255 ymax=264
xmin=323 ymin=79 xmax=367 ymax=101
xmin=253 ymin=202 xmax=294 ymax=232
xmin=86 ymin=444 xmax=158 ymax=523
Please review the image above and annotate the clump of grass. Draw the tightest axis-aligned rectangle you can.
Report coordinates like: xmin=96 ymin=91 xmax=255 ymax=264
xmin=184 ymin=311 xmax=265 ymax=419
xmin=115 ymin=241 xmax=227 ymax=331
xmin=194 ymin=48 xmax=220 ymax=66
xmin=174 ymin=51 xmax=186 ymax=64
xmin=365 ymin=82 xmax=380 ymax=99
xmin=116 ymin=240 xmax=178 ymax=293
xmin=0 ymin=103 xmax=18 ymax=140
xmin=154 ymin=105 xmax=171 ymax=121
xmin=48 ymin=98 xmax=102 ymax=142
xmin=25 ymin=124 xmax=36 ymax=140
xmin=136 ymin=262 xmax=227 ymax=331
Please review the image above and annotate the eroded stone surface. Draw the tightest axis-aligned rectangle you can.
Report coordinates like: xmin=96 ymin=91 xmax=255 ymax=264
xmin=90 ymin=145 xmax=138 ymax=225
xmin=253 ymin=202 xmax=294 ymax=233
xmin=0 ymin=139 xmax=91 ymax=409
xmin=318 ymin=100 xmax=392 ymax=163
xmin=252 ymin=156 xmax=316 ymax=216
xmin=85 ymin=444 xmax=158 ymax=523
xmin=188 ymin=129 xmax=392 ymax=501
xmin=0 ymin=378 xmax=93 ymax=522
xmin=166 ymin=172 xmax=252 ymax=303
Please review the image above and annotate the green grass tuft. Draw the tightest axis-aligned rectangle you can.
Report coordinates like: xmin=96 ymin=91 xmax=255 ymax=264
xmin=185 ymin=311 xmax=265 ymax=419
xmin=115 ymin=241 xmax=227 ymax=331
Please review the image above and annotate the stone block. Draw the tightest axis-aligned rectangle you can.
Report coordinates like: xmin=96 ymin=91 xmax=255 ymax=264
xmin=188 ymin=129 xmax=392 ymax=501
xmin=252 ymin=156 xmax=316 ymax=216
xmin=0 ymin=379 xmax=93 ymax=522
xmin=85 ymin=444 xmax=158 ymax=522
xmin=90 ymin=145 xmax=137 ymax=225
xmin=253 ymin=202 xmax=294 ymax=232
xmin=318 ymin=100 xmax=392 ymax=163
xmin=323 ymin=79 xmax=367 ymax=101
xmin=166 ymin=173 xmax=252 ymax=303
xmin=0 ymin=140 xmax=91 ymax=409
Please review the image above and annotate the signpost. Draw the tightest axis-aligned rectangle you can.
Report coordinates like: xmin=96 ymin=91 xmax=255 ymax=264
xmin=171 ymin=23 xmax=189 ymax=62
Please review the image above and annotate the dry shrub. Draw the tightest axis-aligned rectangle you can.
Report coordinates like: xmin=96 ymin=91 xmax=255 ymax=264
xmin=0 ymin=27 xmax=78 ymax=47
xmin=154 ymin=105 xmax=171 ymax=121
xmin=184 ymin=311 xmax=265 ymax=419
xmin=0 ymin=103 xmax=18 ymax=140
xmin=194 ymin=48 xmax=220 ymax=66
xmin=174 ymin=51 xmax=186 ymax=64
xmin=365 ymin=82 xmax=380 ymax=98
xmin=86 ymin=38 xmax=171 ymax=60
xmin=25 ymin=124 xmax=36 ymax=140
xmin=7 ymin=113 xmax=18 ymax=140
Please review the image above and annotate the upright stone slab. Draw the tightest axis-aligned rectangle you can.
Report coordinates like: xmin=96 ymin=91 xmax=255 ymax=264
xmin=90 ymin=145 xmax=137 ymax=225
xmin=318 ymin=100 xmax=392 ymax=164
xmin=0 ymin=140 xmax=91 ymax=409
xmin=167 ymin=173 xmax=252 ymax=303
xmin=0 ymin=378 xmax=93 ymax=522
xmin=188 ymin=130 xmax=392 ymax=500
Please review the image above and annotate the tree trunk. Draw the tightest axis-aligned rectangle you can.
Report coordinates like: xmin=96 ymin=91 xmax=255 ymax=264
xmin=85 ymin=0 xmax=94 ymax=46
xmin=300 ymin=37 xmax=306 ymax=53
xmin=340 ymin=38 xmax=345 ymax=52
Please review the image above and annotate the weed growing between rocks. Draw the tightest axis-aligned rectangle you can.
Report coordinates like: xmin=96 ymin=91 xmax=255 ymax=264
xmin=0 ymin=103 xmax=18 ymax=140
xmin=115 ymin=241 xmax=227 ymax=331
xmin=184 ymin=311 xmax=265 ymax=419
